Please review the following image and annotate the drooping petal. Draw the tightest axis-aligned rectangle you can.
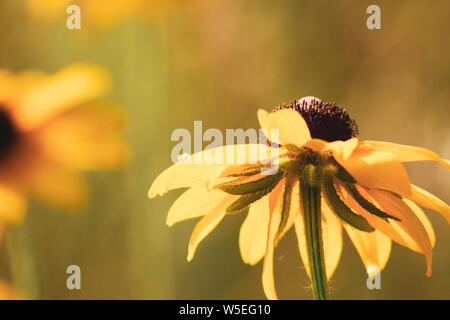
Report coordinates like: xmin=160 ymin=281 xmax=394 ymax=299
xmin=257 ymin=109 xmax=311 ymax=146
xmin=148 ymin=144 xmax=283 ymax=198
xmin=262 ymin=186 xmax=283 ymax=300
xmin=0 ymin=185 xmax=26 ymax=224
xmin=339 ymin=184 xmax=420 ymax=252
xmin=167 ymin=188 xmax=237 ymax=227
xmin=366 ymin=189 xmax=433 ymax=276
xmin=13 ymin=63 xmax=111 ymax=131
xmin=239 ymin=195 xmax=270 ymax=265
xmin=186 ymin=193 xmax=238 ymax=261
xmin=344 ymin=226 xmax=391 ymax=273
xmin=295 ymin=199 xmax=343 ymax=280
xmin=363 ymin=140 xmax=450 ymax=169
xmin=407 ymin=184 xmax=450 ymax=224
xmin=336 ymin=144 xmax=412 ymax=196
xmin=36 ymin=103 xmax=129 ymax=170
xmin=403 ymin=199 xmax=435 ymax=247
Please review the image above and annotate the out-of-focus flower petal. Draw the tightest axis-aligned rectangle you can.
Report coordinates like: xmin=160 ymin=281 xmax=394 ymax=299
xmin=28 ymin=165 xmax=89 ymax=211
xmin=186 ymin=194 xmax=237 ymax=261
xmin=0 ymin=281 xmax=23 ymax=300
xmin=0 ymin=185 xmax=26 ymax=224
xmin=407 ymin=184 xmax=450 ymax=224
xmin=337 ymin=144 xmax=411 ymax=196
xmin=344 ymin=226 xmax=391 ymax=273
xmin=27 ymin=0 xmax=70 ymax=19
xmin=37 ymin=103 xmax=129 ymax=170
xmin=13 ymin=63 xmax=110 ymax=130
xmin=167 ymin=188 xmax=237 ymax=227
xmin=295 ymin=199 xmax=343 ymax=280
xmin=257 ymin=109 xmax=311 ymax=146
xmin=363 ymin=140 xmax=450 ymax=169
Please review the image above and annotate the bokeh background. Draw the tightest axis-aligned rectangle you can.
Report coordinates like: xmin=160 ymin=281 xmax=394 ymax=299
xmin=0 ymin=0 xmax=449 ymax=299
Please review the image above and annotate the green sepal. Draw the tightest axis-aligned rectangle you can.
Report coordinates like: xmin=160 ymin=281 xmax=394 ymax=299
xmin=321 ymin=174 xmax=374 ymax=232
xmin=226 ymin=187 xmax=276 ymax=214
xmin=222 ymin=163 xmax=267 ymax=177
xmin=284 ymin=143 xmax=303 ymax=154
xmin=302 ymin=164 xmax=321 ymax=187
xmin=216 ymin=169 xmax=284 ymax=195
xmin=344 ymin=184 xmax=400 ymax=221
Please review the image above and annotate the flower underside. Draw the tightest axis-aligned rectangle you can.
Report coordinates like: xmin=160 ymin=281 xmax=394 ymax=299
xmin=0 ymin=106 xmax=19 ymax=160
xmin=215 ymin=146 xmax=400 ymax=243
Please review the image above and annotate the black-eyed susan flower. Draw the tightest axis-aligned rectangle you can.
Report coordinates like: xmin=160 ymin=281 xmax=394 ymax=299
xmin=0 ymin=63 xmax=128 ymax=230
xmin=148 ymin=96 xmax=449 ymax=300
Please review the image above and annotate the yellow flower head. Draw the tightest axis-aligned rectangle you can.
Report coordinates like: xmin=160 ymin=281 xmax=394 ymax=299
xmin=0 ymin=63 xmax=128 ymax=229
xmin=149 ymin=96 xmax=449 ymax=299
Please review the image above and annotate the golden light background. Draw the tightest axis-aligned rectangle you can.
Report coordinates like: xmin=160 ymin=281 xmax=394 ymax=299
xmin=0 ymin=0 xmax=448 ymax=299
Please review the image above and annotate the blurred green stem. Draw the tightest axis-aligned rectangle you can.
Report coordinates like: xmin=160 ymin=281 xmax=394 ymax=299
xmin=5 ymin=220 xmax=40 ymax=299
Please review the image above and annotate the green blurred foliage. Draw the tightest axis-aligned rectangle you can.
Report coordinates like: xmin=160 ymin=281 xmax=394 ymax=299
xmin=0 ymin=0 xmax=448 ymax=299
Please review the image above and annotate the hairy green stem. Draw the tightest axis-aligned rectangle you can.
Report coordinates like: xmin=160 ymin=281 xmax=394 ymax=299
xmin=300 ymin=165 xmax=328 ymax=300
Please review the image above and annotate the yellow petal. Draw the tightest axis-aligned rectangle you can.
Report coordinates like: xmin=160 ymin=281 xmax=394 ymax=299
xmin=339 ymin=184 xmax=420 ymax=253
xmin=407 ymin=184 xmax=450 ymax=224
xmin=294 ymin=199 xmax=343 ymax=280
xmin=14 ymin=63 xmax=110 ymax=130
xmin=239 ymin=195 xmax=270 ymax=265
xmin=367 ymin=189 xmax=433 ymax=277
xmin=148 ymin=144 xmax=283 ymax=198
xmin=186 ymin=194 xmax=237 ymax=261
xmin=344 ymin=226 xmax=391 ymax=273
xmin=257 ymin=109 xmax=311 ymax=146
xmin=37 ymin=103 xmax=129 ymax=170
xmin=337 ymin=144 xmax=411 ymax=196
xmin=364 ymin=140 xmax=450 ymax=169
xmin=304 ymin=138 xmax=359 ymax=161
xmin=167 ymin=188 xmax=237 ymax=227
xmin=0 ymin=185 xmax=26 ymax=224
xmin=29 ymin=166 xmax=88 ymax=211
xmin=262 ymin=188 xmax=283 ymax=300
xmin=403 ymin=199 xmax=435 ymax=247
xmin=149 ymin=164 xmax=228 ymax=198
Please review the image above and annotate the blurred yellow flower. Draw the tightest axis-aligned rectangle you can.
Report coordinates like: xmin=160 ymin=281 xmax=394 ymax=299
xmin=27 ymin=0 xmax=183 ymax=27
xmin=149 ymin=96 xmax=449 ymax=299
xmin=0 ymin=63 xmax=128 ymax=229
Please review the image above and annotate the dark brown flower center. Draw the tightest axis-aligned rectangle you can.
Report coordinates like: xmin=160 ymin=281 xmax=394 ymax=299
xmin=0 ymin=105 xmax=19 ymax=159
xmin=273 ymin=96 xmax=358 ymax=142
